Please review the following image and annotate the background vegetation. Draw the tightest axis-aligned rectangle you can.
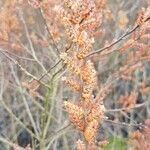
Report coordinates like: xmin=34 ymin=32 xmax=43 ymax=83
xmin=0 ymin=0 xmax=150 ymax=149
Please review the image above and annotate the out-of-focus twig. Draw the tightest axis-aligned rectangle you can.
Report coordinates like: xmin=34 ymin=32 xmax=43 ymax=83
xmin=0 ymin=98 xmax=39 ymax=140
xmin=39 ymin=8 xmax=60 ymax=55
xmin=19 ymin=8 xmax=50 ymax=77
xmin=0 ymin=137 xmax=24 ymax=150
xmin=0 ymin=48 xmax=36 ymax=61
xmin=46 ymin=123 xmax=72 ymax=150
xmin=10 ymin=64 xmax=39 ymax=137
xmin=0 ymin=49 xmax=50 ymax=88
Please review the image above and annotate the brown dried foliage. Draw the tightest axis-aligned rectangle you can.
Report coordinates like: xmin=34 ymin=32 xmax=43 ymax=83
xmin=130 ymin=119 xmax=150 ymax=150
xmin=0 ymin=0 xmax=150 ymax=149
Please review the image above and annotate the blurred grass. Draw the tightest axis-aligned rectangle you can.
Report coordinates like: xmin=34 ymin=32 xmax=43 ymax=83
xmin=104 ymin=137 xmax=127 ymax=150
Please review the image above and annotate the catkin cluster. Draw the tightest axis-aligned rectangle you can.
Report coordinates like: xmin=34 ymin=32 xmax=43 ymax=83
xmin=59 ymin=0 xmax=107 ymax=148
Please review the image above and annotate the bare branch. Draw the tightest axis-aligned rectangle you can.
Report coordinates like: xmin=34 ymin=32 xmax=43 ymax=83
xmin=86 ymin=17 xmax=150 ymax=58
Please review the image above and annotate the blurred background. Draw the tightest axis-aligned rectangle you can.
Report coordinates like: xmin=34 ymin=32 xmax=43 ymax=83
xmin=0 ymin=0 xmax=149 ymax=149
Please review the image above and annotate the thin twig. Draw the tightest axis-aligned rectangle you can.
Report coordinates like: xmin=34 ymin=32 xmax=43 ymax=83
xmin=0 ymin=137 xmax=24 ymax=150
xmin=19 ymin=8 xmax=50 ymax=75
xmin=0 ymin=48 xmax=36 ymax=61
xmin=86 ymin=17 xmax=150 ymax=58
xmin=104 ymin=119 xmax=146 ymax=129
xmin=10 ymin=64 xmax=39 ymax=137
xmin=0 ymin=98 xmax=39 ymax=140
xmin=0 ymin=50 xmax=50 ymax=89
xmin=39 ymin=8 xmax=60 ymax=55
xmin=106 ymin=101 xmax=148 ymax=112
xmin=38 ymin=59 xmax=62 ymax=81
xmin=46 ymin=124 xmax=72 ymax=150
xmin=37 ymin=41 xmax=73 ymax=81
xmin=42 ymin=79 xmax=58 ymax=140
